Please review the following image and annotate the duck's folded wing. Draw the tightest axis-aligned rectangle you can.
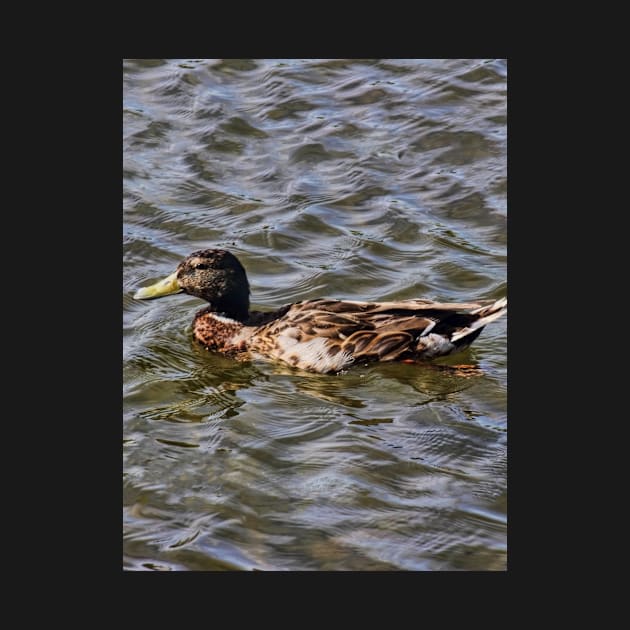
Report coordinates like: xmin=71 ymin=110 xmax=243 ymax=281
xmin=248 ymin=298 xmax=506 ymax=373
xmin=248 ymin=301 xmax=439 ymax=372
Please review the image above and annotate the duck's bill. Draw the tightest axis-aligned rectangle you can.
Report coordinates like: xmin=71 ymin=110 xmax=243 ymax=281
xmin=134 ymin=272 xmax=182 ymax=300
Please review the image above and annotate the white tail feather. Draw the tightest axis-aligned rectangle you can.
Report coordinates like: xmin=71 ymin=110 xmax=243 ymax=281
xmin=470 ymin=297 xmax=507 ymax=316
xmin=451 ymin=298 xmax=507 ymax=343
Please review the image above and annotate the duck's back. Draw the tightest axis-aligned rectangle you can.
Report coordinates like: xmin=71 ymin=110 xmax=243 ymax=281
xmin=244 ymin=297 xmax=506 ymax=373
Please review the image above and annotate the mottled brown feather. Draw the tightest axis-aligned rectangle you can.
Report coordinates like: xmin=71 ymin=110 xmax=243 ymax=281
xmin=188 ymin=297 xmax=508 ymax=373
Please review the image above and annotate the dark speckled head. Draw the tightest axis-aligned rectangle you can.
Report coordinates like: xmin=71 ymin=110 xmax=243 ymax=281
xmin=176 ymin=249 xmax=250 ymax=319
xmin=135 ymin=249 xmax=250 ymax=320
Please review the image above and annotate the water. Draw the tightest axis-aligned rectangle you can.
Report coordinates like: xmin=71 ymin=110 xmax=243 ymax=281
xmin=123 ymin=58 xmax=507 ymax=571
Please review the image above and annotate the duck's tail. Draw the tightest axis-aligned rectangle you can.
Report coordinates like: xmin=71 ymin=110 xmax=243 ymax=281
xmin=451 ymin=297 xmax=507 ymax=343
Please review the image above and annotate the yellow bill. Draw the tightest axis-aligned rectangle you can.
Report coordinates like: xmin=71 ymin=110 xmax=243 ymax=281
xmin=134 ymin=272 xmax=182 ymax=300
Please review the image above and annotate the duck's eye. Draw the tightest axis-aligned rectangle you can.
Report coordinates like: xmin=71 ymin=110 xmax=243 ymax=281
xmin=195 ymin=263 xmax=209 ymax=270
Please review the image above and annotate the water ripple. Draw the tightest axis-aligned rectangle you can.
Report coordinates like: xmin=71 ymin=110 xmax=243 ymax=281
xmin=123 ymin=58 xmax=507 ymax=571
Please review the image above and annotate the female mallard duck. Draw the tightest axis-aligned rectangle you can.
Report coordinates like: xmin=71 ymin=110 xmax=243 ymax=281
xmin=134 ymin=249 xmax=507 ymax=374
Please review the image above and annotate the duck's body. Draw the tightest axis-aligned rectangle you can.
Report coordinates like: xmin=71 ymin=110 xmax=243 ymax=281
xmin=135 ymin=249 xmax=507 ymax=374
xmin=192 ymin=297 xmax=507 ymax=373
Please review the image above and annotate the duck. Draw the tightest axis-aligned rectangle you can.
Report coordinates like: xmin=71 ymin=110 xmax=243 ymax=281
xmin=134 ymin=249 xmax=507 ymax=374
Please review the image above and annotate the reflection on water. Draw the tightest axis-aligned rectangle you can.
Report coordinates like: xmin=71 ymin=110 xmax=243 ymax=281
xmin=123 ymin=58 xmax=506 ymax=571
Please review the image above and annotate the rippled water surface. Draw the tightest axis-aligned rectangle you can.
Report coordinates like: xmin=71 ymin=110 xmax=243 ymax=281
xmin=123 ymin=58 xmax=507 ymax=571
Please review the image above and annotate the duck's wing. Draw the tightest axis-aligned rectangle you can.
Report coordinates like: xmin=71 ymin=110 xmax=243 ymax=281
xmin=248 ymin=297 xmax=507 ymax=373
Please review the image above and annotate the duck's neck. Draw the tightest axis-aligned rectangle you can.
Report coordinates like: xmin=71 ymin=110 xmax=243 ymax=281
xmin=198 ymin=302 xmax=249 ymax=323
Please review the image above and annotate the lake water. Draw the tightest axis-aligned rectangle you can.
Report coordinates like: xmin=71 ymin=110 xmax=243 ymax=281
xmin=123 ymin=58 xmax=507 ymax=571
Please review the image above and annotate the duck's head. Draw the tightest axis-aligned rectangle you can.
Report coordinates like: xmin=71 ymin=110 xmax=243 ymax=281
xmin=134 ymin=249 xmax=250 ymax=320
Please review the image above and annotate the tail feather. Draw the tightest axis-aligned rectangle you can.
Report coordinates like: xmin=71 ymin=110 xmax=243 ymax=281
xmin=451 ymin=297 xmax=507 ymax=343
xmin=470 ymin=296 xmax=507 ymax=316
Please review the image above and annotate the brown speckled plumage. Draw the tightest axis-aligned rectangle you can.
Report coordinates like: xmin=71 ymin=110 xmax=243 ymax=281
xmin=192 ymin=307 xmax=246 ymax=353
xmin=135 ymin=249 xmax=507 ymax=374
